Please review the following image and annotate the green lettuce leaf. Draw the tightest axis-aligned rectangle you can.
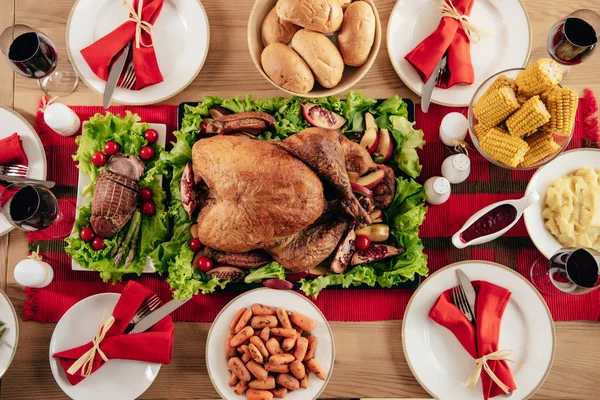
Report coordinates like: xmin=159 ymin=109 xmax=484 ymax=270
xmin=389 ymin=116 xmax=425 ymax=178
xmin=299 ymin=266 xmax=378 ymax=297
xmin=244 ymin=262 xmax=286 ymax=283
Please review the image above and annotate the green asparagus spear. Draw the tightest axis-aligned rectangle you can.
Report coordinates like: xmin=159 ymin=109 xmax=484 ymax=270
xmin=124 ymin=220 xmax=141 ymax=269
xmin=114 ymin=211 xmax=142 ymax=267
xmin=109 ymin=229 xmax=126 ymax=258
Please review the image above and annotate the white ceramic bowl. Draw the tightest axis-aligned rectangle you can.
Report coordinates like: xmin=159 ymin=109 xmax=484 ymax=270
xmin=524 ymin=148 xmax=600 ymax=259
xmin=206 ymin=288 xmax=334 ymax=399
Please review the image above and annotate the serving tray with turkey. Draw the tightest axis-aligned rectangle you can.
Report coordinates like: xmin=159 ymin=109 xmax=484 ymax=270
xmin=168 ymin=94 xmax=426 ymax=297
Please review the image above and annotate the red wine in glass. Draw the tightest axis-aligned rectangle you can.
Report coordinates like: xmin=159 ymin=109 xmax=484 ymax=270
xmin=547 ymin=9 xmax=600 ymax=66
xmin=531 ymin=247 xmax=600 ymax=295
xmin=7 ymin=31 xmax=57 ymax=78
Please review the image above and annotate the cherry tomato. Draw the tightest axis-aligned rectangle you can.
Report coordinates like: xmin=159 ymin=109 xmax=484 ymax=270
xmin=104 ymin=141 xmax=120 ymax=156
xmin=189 ymin=238 xmax=203 ymax=252
xmin=140 ymin=188 xmax=153 ymax=202
xmin=144 ymin=129 xmax=159 ymax=143
xmin=141 ymin=201 xmax=156 ymax=216
xmin=356 ymin=235 xmax=371 ymax=251
xmin=92 ymin=151 xmax=107 ymax=167
xmin=80 ymin=227 xmax=95 ymax=242
xmin=196 ymin=256 xmax=213 ymax=272
xmin=91 ymin=237 xmax=106 ymax=250
xmin=140 ymin=145 xmax=155 ymax=161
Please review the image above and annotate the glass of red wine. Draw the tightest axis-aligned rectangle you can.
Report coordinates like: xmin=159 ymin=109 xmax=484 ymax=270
xmin=0 ymin=24 xmax=78 ymax=97
xmin=547 ymin=9 xmax=600 ymax=70
xmin=531 ymin=247 xmax=600 ymax=295
xmin=0 ymin=182 xmax=74 ymax=238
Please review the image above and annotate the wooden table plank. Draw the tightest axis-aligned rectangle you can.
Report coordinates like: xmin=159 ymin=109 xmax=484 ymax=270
xmin=1 ymin=0 xmax=600 ymax=399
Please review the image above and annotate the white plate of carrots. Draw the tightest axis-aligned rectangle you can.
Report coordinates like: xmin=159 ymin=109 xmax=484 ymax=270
xmin=206 ymin=288 xmax=334 ymax=400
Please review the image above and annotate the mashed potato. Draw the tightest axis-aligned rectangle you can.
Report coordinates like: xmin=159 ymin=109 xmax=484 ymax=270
xmin=543 ymin=168 xmax=600 ymax=250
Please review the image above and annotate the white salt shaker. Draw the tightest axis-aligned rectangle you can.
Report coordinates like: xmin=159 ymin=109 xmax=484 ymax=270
xmin=441 ymin=154 xmax=471 ymax=184
xmin=44 ymin=103 xmax=80 ymax=136
xmin=13 ymin=255 xmax=54 ymax=288
xmin=440 ymin=112 xmax=468 ymax=146
xmin=424 ymin=176 xmax=451 ymax=205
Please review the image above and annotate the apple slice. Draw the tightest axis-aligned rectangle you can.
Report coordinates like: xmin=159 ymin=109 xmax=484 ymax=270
xmin=351 ymin=182 xmax=373 ymax=197
xmin=369 ymin=209 xmax=383 ymax=223
xmin=359 ymin=128 xmax=379 ymax=153
xmin=374 ymin=128 xmax=394 ymax=164
xmin=307 ymin=265 xmax=328 ymax=278
xmin=301 ymin=103 xmax=346 ymax=129
xmin=330 ymin=228 xmax=356 ymax=273
xmin=356 ymin=170 xmax=385 ymax=189
xmin=365 ymin=112 xmax=377 ymax=131
xmin=348 ymin=171 xmax=359 ymax=184
xmin=351 ymin=244 xmax=404 ymax=266
xmin=355 ymin=224 xmax=389 ymax=242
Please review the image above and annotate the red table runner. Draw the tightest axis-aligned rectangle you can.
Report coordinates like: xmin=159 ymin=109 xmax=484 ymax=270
xmin=24 ymin=91 xmax=600 ymax=323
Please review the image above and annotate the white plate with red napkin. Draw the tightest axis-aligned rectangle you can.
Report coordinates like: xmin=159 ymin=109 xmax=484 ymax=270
xmin=66 ymin=0 xmax=210 ymax=105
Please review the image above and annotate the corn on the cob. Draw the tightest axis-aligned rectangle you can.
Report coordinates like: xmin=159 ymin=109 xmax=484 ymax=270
xmin=506 ymin=96 xmax=551 ymax=137
xmin=480 ymin=127 xmax=529 ymax=167
xmin=472 ymin=124 xmax=491 ymax=140
xmin=522 ymin=131 xmax=561 ymax=167
xmin=544 ymin=87 xmax=578 ymax=136
xmin=479 ymin=75 xmax=513 ymax=103
xmin=473 ymin=87 xmax=520 ymax=128
xmin=514 ymin=59 xmax=563 ymax=97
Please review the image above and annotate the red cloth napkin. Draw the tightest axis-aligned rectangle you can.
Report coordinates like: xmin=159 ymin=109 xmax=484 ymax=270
xmin=53 ymin=281 xmax=174 ymax=385
xmin=0 ymin=133 xmax=29 ymax=192
xmin=429 ymin=280 xmax=517 ymax=399
xmin=404 ymin=0 xmax=475 ymax=88
xmin=80 ymin=0 xmax=164 ymax=90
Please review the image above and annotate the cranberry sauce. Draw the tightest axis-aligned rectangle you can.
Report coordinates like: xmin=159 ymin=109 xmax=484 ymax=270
xmin=460 ymin=204 xmax=518 ymax=243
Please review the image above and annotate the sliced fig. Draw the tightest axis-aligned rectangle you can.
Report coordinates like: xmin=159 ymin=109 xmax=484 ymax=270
xmin=301 ymin=102 xmax=346 ymax=129
xmin=263 ymin=278 xmax=294 ymax=290
xmin=369 ymin=209 xmax=383 ymax=223
xmin=181 ymin=163 xmax=197 ymax=219
xmin=356 ymin=170 xmax=385 ymax=189
xmin=330 ymin=228 xmax=356 ymax=273
xmin=206 ymin=266 xmax=246 ymax=282
xmin=286 ymin=271 xmax=309 ymax=283
xmin=355 ymin=224 xmax=389 ymax=242
xmin=374 ymin=128 xmax=394 ymax=164
xmin=307 ymin=265 xmax=328 ymax=278
xmin=351 ymin=244 xmax=404 ymax=265
xmin=359 ymin=128 xmax=379 ymax=154
xmin=351 ymin=182 xmax=373 ymax=197
xmin=209 ymin=105 xmax=233 ymax=119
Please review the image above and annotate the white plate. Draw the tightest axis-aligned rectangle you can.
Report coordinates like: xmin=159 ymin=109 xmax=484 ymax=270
xmin=206 ymin=288 xmax=335 ymax=400
xmin=0 ymin=105 xmax=47 ymax=237
xmin=66 ymin=0 xmax=210 ymax=105
xmin=71 ymin=122 xmax=166 ymax=273
xmin=49 ymin=293 xmax=161 ymax=400
xmin=524 ymin=148 xmax=600 ymax=259
xmin=387 ymin=0 xmax=531 ymax=107
xmin=0 ymin=290 xmax=18 ymax=379
xmin=403 ymin=261 xmax=555 ymax=400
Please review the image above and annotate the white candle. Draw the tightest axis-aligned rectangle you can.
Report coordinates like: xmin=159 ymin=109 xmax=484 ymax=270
xmin=44 ymin=103 xmax=81 ymax=136
xmin=441 ymin=154 xmax=471 ymax=184
xmin=439 ymin=112 xmax=468 ymax=146
xmin=14 ymin=258 xmax=54 ymax=288
xmin=424 ymin=176 xmax=451 ymax=205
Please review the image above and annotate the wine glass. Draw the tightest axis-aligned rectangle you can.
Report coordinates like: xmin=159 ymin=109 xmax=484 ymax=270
xmin=547 ymin=9 xmax=600 ymax=72
xmin=0 ymin=24 xmax=78 ymax=98
xmin=530 ymin=247 xmax=600 ymax=295
xmin=0 ymin=182 xmax=74 ymax=238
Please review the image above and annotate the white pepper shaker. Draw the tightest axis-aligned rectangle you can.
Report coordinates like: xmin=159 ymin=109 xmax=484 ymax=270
xmin=439 ymin=112 xmax=468 ymax=146
xmin=44 ymin=103 xmax=80 ymax=136
xmin=424 ymin=176 xmax=451 ymax=205
xmin=441 ymin=154 xmax=471 ymax=184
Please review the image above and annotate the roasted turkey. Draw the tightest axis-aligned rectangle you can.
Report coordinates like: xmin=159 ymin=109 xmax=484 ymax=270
xmin=186 ymin=123 xmax=396 ymax=272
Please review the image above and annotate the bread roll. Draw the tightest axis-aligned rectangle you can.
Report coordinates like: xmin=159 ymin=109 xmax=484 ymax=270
xmin=261 ymin=43 xmax=314 ymax=94
xmin=338 ymin=0 xmax=352 ymax=8
xmin=338 ymin=1 xmax=376 ymax=67
xmin=276 ymin=0 xmax=343 ymax=34
xmin=261 ymin=7 xmax=299 ymax=46
xmin=291 ymin=29 xmax=344 ymax=88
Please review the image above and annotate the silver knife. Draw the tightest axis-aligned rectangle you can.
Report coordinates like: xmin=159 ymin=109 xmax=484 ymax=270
xmin=456 ymin=269 xmax=477 ymax=323
xmin=103 ymin=42 xmax=131 ymax=109
xmin=129 ymin=297 xmax=191 ymax=334
xmin=421 ymin=56 xmax=446 ymax=114
xmin=0 ymin=174 xmax=55 ymax=189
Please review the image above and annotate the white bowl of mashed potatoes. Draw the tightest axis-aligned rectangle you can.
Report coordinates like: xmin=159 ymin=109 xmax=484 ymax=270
xmin=524 ymin=148 xmax=600 ymax=259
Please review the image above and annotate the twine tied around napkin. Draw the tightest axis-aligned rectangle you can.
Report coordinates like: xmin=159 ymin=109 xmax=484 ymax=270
xmin=37 ymin=94 xmax=58 ymax=113
xmin=66 ymin=309 xmax=115 ymax=377
xmin=466 ymin=349 xmax=521 ymax=394
xmin=123 ymin=0 xmax=155 ymax=48
xmin=439 ymin=0 xmax=490 ymax=43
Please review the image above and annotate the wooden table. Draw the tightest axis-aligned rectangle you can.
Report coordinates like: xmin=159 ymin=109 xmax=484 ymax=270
xmin=1 ymin=0 xmax=600 ymax=398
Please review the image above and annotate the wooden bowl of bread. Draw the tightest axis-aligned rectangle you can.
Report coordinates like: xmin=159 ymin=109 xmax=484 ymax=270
xmin=248 ymin=0 xmax=381 ymax=97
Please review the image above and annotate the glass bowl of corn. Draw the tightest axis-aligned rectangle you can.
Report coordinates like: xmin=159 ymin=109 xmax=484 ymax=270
xmin=468 ymin=60 xmax=576 ymax=170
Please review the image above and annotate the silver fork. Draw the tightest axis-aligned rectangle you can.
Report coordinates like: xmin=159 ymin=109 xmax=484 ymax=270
xmin=0 ymin=164 xmax=28 ymax=176
xmin=436 ymin=56 xmax=449 ymax=89
xmin=452 ymin=285 xmax=474 ymax=323
xmin=123 ymin=294 xmax=161 ymax=333
xmin=119 ymin=60 xmax=136 ymax=90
